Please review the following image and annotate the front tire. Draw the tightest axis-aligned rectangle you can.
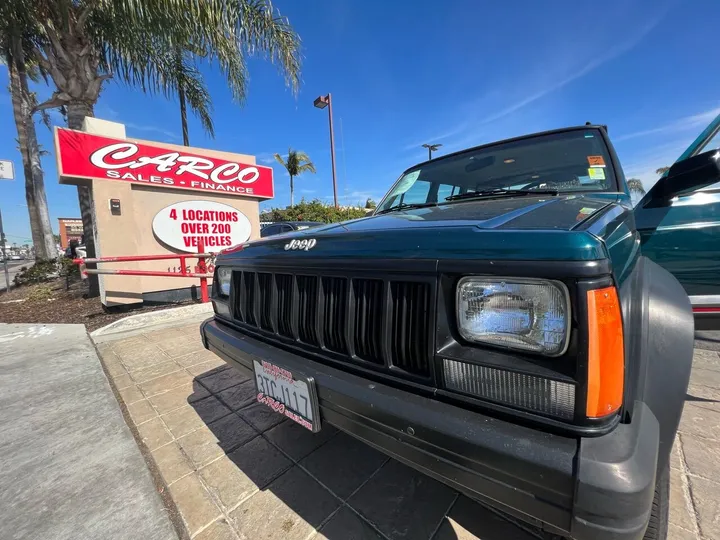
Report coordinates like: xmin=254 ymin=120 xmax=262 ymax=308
xmin=643 ymin=462 xmax=669 ymax=540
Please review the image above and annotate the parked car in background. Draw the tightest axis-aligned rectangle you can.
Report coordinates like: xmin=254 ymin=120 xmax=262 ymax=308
xmin=10 ymin=255 xmax=23 ymax=261
xmin=260 ymin=221 xmax=323 ymax=238
xmin=204 ymin=115 xmax=720 ymax=540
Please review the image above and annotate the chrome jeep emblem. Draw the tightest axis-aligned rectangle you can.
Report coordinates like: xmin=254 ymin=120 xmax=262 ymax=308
xmin=284 ymin=238 xmax=317 ymax=251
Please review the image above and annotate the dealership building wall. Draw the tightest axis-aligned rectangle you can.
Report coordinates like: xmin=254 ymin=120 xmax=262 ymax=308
xmin=57 ymin=118 xmax=267 ymax=307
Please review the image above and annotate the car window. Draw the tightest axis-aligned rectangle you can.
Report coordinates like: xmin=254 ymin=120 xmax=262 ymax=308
xmin=376 ymin=129 xmax=617 ymax=213
xmin=261 ymin=224 xmax=278 ymax=237
xmin=390 ymin=179 xmax=432 ymax=206
xmin=280 ymin=224 xmax=294 ymax=232
xmin=436 ymin=183 xmax=459 ymax=200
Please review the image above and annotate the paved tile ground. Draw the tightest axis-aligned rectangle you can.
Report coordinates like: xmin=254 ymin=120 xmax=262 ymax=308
xmin=97 ymin=323 xmax=720 ymax=540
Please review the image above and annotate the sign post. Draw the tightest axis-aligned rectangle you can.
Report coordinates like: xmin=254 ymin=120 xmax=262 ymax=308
xmin=0 ymin=160 xmax=15 ymax=290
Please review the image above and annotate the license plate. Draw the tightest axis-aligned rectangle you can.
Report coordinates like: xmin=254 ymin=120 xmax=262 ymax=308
xmin=253 ymin=360 xmax=320 ymax=432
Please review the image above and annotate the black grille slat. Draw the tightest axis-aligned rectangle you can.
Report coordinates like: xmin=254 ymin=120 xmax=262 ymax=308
xmin=258 ymin=273 xmax=273 ymax=331
xmin=322 ymin=277 xmax=348 ymax=354
xmin=276 ymin=274 xmax=294 ymax=338
xmin=243 ymin=272 xmax=256 ymax=326
xmin=297 ymin=276 xmax=319 ymax=345
xmin=353 ymin=279 xmax=384 ymax=364
xmin=391 ymin=282 xmax=431 ymax=376
xmin=232 ymin=272 xmax=244 ymax=322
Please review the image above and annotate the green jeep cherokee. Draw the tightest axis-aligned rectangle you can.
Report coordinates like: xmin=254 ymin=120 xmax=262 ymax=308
xmin=201 ymin=116 xmax=720 ymax=540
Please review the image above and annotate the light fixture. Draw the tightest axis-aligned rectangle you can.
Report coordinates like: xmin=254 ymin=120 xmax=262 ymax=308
xmin=313 ymin=96 xmax=329 ymax=109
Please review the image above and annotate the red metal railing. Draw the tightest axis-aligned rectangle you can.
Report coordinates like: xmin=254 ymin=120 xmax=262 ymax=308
xmin=73 ymin=239 xmax=214 ymax=302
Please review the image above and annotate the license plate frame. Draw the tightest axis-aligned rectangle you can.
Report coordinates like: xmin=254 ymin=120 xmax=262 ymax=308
xmin=252 ymin=359 xmax=321 ymax=432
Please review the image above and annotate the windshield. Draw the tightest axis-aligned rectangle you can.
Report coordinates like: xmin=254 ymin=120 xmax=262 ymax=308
xmin=376 ymin=129 xmax=618 ymax=212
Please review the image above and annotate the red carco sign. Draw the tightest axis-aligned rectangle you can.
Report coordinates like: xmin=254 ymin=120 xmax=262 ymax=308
xmin=55 ymin=128 xmax=274 ymax=199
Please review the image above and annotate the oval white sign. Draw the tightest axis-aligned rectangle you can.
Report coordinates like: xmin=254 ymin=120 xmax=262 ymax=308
xmin=152 ymin=200 xmax=252 ymax=253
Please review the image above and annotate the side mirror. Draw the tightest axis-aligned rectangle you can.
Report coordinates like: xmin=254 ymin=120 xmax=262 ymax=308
xmin=649 ymin=149 xmax=720 ymax=200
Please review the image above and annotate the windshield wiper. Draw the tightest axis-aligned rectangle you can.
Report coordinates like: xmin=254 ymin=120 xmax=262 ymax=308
xmin=375 ymin=201 xmax=437 ymax=215
xmin=445 ymin=188 xmax=559 ymax=201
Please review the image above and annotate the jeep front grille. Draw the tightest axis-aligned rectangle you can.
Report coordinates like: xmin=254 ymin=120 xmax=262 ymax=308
xmin=231 ymin=270 xmax=433 ymax=379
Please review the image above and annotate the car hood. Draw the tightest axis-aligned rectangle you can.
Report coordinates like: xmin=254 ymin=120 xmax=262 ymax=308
xmin=223 ymin=193 xmax=623 ymax=263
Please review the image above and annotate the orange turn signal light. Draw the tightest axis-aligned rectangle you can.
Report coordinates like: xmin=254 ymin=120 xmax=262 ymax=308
xmin=586 ymin=286 xmax=624 ymax=418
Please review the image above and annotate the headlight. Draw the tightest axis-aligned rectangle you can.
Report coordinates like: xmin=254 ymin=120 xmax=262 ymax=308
xmin=456 ymin=277 xmax=570 ymax=356
xmin=216 ymin=267 xmax=232 ymax=297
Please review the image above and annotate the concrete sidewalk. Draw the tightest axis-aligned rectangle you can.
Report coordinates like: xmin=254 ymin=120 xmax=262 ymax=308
xmin=0 ymin=323 xmax=177 ymax=540
xmin=97 ymin=320 xmax=718 ymax=540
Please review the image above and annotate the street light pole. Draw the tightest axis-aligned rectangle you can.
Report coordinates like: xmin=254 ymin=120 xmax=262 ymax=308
xmin=422 ymin=143 xmax=443 ymax=161
xmin=0 ymin=208 xmax=10 ymax=290
xmin=314 ymin=94 xmax=339 ymax=208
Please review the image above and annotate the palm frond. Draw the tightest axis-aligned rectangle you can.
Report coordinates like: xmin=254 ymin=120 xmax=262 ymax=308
xmin=225 ymin=0 xmax=302 ymax=94
xmin=297 ymin=162 xmax=316 ymax=174
xmin=273 ymin=153 xmax=287 ymax=167
xmin=626 ymin=178 xmax=646 ymax=196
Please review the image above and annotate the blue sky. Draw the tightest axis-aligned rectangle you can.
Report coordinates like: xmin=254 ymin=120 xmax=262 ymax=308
xmin=1 ymin=0 xmax=719 ymax=244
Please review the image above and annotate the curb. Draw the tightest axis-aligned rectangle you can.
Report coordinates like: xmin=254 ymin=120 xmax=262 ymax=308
xmin=91 ymin=303 xmax=213 ymax=340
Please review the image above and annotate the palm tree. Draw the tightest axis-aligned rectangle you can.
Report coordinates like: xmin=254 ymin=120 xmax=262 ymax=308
xmin=171 ymin=46 xmax=214 ymax=147
xmin=17 ymin=0 xmax=301 ymax=296
xmin=0 ymin=3 xmax=56 ymax=260
xmin=656 ymin=166 xmax=670 ymax=176
xmin=627 ymin=178 xmax=646 ymax=197
xmin=274 ymin=149 xmax=317 ymax=206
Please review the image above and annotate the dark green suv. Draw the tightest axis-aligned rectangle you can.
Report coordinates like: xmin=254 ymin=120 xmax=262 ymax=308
xmin=201 ymin=116 xmax=720 ymax=540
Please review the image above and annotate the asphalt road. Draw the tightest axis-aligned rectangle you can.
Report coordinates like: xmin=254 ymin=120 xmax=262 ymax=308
xmin=0 ymin=260 xmax=31 ymax=291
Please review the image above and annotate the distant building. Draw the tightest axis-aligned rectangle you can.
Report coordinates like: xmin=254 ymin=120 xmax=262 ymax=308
xmin=58 ymin=218 xmax=83 ymax=249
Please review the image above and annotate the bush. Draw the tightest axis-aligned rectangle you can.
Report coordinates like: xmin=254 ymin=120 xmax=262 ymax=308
xmin=260 ymin=198 xmax=370 ymax=224
xmin=59 ymin=256 xmax=80 ymax=278
xmin=27 ymin=285 xmax=55 ymax=302
xmin=12 ymin=259 xmax=59 ymax=286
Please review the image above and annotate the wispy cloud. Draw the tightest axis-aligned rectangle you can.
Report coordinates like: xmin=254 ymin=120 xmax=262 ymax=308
xmin=410 ymin=5 xmax=669 ymax=153
xmin=614 ymin=106 xmax=720 ymax=142
xmin=478 ymin=11 xmax=667 ymax=126
xmin=96 ymin=105 xmax=120 ymax=120
xmin=125 ymin=122 xmax=181 ymax=142
xmin=256 ymin=152 xmax=279 ymax=165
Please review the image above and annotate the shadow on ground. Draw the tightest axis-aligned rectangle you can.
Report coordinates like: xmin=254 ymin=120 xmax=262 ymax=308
xmin=695 ymin=330 xmax=720 ymax=352
xmin=188 ymin=366 xmax=543 ymax=540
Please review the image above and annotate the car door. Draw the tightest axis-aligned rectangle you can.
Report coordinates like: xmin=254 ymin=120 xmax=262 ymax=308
xmin=634 ymin=113 xmax=720 ymax=328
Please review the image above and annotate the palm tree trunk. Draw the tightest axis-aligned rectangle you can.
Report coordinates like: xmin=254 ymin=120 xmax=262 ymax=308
xmin=290 ymin=175 xmax=294 ymax=207
xmin=66 ymin=101 xmax=100 ymax=297
xmin=8 ymin=38 xmax=56 ymax=261
xmin=179 ymin=84 xmax=189 ymax=146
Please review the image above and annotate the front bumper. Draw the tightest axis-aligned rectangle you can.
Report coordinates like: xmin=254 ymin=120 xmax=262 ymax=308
xmin=201 ymin=317 xmax=660 ymax=540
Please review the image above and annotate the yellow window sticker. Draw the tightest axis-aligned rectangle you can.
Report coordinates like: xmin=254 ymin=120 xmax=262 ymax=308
xmin=588 ymin=167 xmax=606 ymax=180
